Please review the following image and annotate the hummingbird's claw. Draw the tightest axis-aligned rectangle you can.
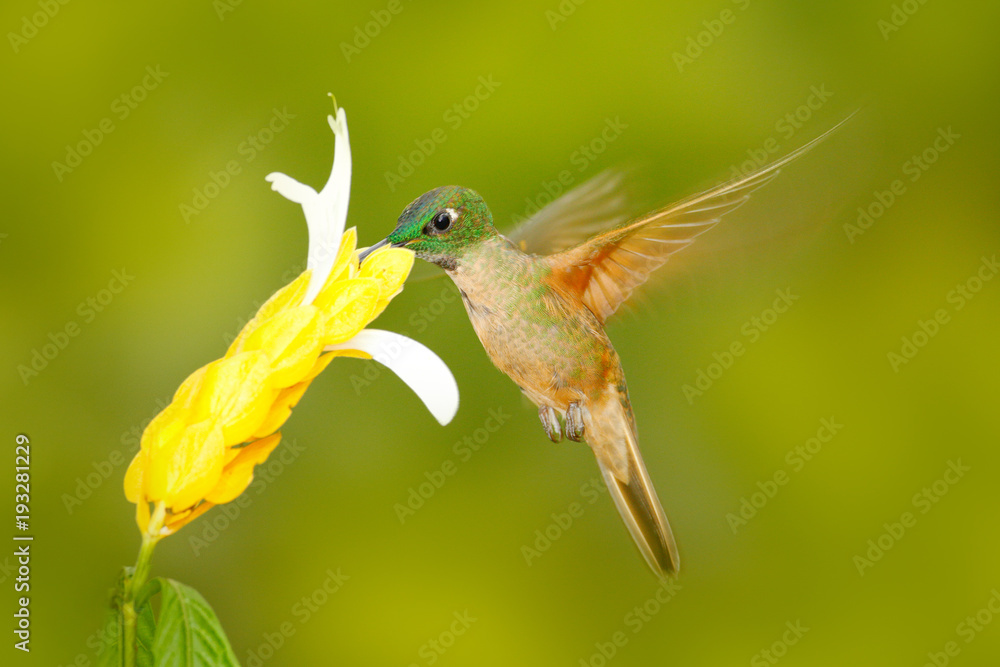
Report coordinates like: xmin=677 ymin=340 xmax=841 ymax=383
xmin=565 ymin=402 xmax=586 ymax=442
xmin=539 ymin=406 xmax=562 ymax=443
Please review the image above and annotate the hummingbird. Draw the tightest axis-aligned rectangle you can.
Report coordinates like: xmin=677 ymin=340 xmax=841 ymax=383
xmin=360 ymin=119 xmax=850 ymax=577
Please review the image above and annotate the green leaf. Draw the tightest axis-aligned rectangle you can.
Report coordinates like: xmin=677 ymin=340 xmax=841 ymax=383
xmin=96 ymin=570 xmax=158 ymax=667
xmin=136 ymin=602 xmax=156 ymax=667
xmin=151 ymin=578 xmax=240 ymax=667
xmin=97 ymin=568 xmax=128 ymax=667
xmin=95 ymin=605 xmax=125 ymax=667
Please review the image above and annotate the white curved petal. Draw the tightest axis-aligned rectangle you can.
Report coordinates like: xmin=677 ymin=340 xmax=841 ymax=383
xmin=327 ymin=329 xmax=459 ymax=425
xmin=264 ymin=172 xmax=317 ymax=204
xmin=323 ymin=108 xmax=352 ymax=231
xmin=265 ymin=101 xmax=352 ymax=306
xmin=305 ymin=106 xmax=351 ymax=301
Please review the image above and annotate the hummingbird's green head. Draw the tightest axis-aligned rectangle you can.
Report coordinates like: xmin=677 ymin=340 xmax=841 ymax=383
xmin=362 ymin=186 xmax=497 ymax=270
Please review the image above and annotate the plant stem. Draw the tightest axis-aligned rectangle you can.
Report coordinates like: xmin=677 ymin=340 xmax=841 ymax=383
xmin=123 ymin=504 xmax=164 ymax=667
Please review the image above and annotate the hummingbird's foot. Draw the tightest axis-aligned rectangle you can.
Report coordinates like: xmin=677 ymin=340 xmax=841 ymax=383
xmin=539 ymin=406 xmax=562 ymax=443
xmin=565 ymin=402 xmax=586 ymax=442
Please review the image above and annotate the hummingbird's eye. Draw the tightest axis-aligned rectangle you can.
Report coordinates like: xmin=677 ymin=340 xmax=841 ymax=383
xmin=426 ymin=210 xmax=454 ymax=235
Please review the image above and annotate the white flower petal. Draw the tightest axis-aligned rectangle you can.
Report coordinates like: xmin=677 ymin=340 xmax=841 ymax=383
xmin=263 ymin=172 xmax=317 ymax=204
xmin=328 ymin=329 xmax=459 ymax=425
xmin=323 ymin=109 xmax=352 ymax=228
xmin=265 ymin=102 xmax=352 ymax=306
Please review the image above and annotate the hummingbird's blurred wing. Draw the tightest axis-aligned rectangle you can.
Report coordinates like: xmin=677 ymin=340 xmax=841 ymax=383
xmin=506 ymin=169 xmax=639 ymax=256
xmin=545 ymin=115 xmax=854 ymax=323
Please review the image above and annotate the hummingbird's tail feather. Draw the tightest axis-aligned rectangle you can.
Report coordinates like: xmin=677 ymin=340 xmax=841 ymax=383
xmin=592 ymin=414 xmax=679 ymax=577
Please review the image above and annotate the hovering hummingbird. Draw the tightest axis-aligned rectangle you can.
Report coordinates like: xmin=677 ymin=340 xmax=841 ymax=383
xmin=360 ymin=118 xmax=850 ymax=577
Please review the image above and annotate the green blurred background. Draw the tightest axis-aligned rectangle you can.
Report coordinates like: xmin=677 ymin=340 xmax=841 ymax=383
xmin=3 ymin=0 xmax=999 ymax=664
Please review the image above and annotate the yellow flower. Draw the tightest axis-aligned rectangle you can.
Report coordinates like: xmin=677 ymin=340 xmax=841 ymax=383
xmin=125 ymin=100 xmax=458 ymax=538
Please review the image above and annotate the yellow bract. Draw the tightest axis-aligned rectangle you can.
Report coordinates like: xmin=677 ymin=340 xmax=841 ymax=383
xmin=359 ymin=246 xmax=415 ymax=319
xmin=124 ymin=229 xmax=414 ymax=537
xmin=319 ymin=279 xmax=380 ymax=344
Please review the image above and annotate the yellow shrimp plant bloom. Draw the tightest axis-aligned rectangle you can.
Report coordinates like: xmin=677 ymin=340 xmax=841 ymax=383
xmin=124 ymin=100 xmax=458 ymax=538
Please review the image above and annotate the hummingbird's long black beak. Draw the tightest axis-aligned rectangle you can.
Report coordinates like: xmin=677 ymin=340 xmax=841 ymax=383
xmin=357 ymin=238 xmax=390 ymax=264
